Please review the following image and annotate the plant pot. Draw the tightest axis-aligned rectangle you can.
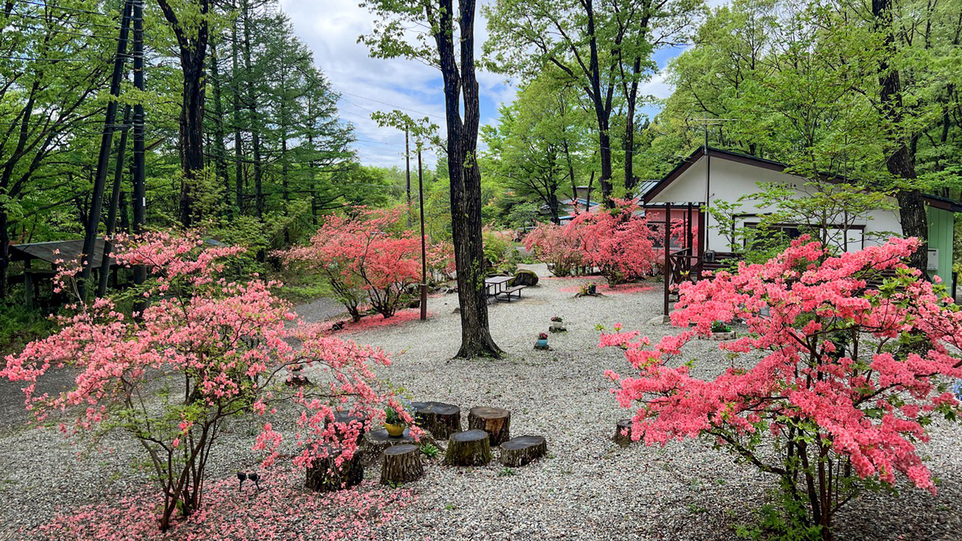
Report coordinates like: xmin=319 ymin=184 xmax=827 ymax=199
xmin=534 ymin=338 xmax=549 ymax=350
xmin=698 ymin=331 xmax=736 ymax=341
xmin=549 ymin=324 xmax=566 ymax=333
xmin=384 ymin=423 xmax=405 ymax=437
xmin=587 ymin=285 xmax=597 ymax=295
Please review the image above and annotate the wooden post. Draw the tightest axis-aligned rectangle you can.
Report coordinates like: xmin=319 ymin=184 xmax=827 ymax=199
xmin=698 ymin=205 xmax=708 ymax=280
xmin=23 ymin=261 xmax=33 ymax=311
xmin=405 ymin=127 xmax=411 ymax=225
xmin=663 ymin=202 xmax=672 ymax=316
xmin=418 ymin=147 xmax=427 ymax=320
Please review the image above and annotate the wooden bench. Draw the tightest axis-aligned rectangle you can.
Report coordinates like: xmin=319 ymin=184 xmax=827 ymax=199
xmin=496 ymin=285 xmax=525 ymax=302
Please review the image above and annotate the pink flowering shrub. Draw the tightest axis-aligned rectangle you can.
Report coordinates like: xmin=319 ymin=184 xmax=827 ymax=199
xmin=523 ymin=222 xmax=584 ymax=277
xmin=282 ymin=208 xmax=423 ymax=320
xmin=669 ymin=217 xmax=698 ymax=250
xmin=566 ymin=199 xmax=656 ymax=284
xmin=2 ymin=231 xmax=412 ymax=532
xmin=602 ymin=237 xmax=962 ymax=540
xmin=426 ymin=240 xmax=456 ymax=283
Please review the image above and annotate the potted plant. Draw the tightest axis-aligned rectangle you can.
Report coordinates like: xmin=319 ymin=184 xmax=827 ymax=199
xmin=586 ymin=282 xmax=597 ymax=295
xmin=549 ymin=316 xmax=566 ymax=333
xmin=534 ymin=332 xmax=549 ymax=350
xmin=700 ymin=321 xmax=736 ymax=341
xmin=384 ymin=407 xmax=405 ymax=437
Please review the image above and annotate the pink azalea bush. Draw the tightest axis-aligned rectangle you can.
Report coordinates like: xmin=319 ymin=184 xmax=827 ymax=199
xmin=566 ymin=199 xmax=657 ymax=284
xmin=525 ymin=200 xmax=657 ymax=283
xmin=523 ymin=222 xmax=584 ymax=277
xmin=602 ymin=237 xmax=962 ymax=540
xmin=2 ymin=231 xmax=413 ymax=532
xmin=282 ymin=207 xmax=426 ymax=320
xmin=669 ymin=217 xmax=698 ymax=250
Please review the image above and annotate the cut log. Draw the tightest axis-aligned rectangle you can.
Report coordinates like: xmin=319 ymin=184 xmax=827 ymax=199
xmin=380 ymin=444 xmax=423 ymax=485
xmin=499 ymin=435 xmax=547 ymax=467
xmin=613 ymin=418 xmax=634 ymax=447
xmin=443 ymin=429 xmax=492 ymax=466
xmin=412 ymin=401 xmax=462 ymax=439
xmin=305 ymin=445 xmax=364 ymax=492
xmin=468 ymin=406 xmax=511 ymax=446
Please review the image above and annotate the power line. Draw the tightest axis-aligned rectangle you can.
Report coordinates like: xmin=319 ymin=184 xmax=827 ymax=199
xmin=0 ymin=55 xmax=91 ymax=62
xmin=4 ymin=10 xmax=121 ymax=31
xmin=12 ymin=0 xmax=118 ymax=18
xmin=2 ymin=22 xmax=121 ymax=41
xmin=333 ymin=87 xmax=440 ymax=121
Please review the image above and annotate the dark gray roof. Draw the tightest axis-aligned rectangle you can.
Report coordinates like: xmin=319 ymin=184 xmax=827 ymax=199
xmin=10 ymin=239 xmax=111 ymax=268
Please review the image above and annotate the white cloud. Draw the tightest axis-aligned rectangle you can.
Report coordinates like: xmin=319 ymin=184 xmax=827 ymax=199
xmin=278 ymin=0 xmax=517 ymax=169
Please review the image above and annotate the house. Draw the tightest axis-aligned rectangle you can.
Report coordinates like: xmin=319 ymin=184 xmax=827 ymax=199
xmin=642 ymin=146 xmax=961 ymax=291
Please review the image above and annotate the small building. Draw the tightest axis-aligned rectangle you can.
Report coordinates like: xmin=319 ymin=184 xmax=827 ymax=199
xmin=643 ymin=146 xmax=960 ymax=290
xmin=9 ymin=238 xmax=112 ymax=309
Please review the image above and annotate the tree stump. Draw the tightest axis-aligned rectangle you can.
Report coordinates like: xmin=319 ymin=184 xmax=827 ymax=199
xmin=412 ymin=401 xmax=461 ymax=439
xmin=362 ymin=427 xmax=416 ymax=465
xmin=443 ymin=429 xmax=492 ymax=466
xmin=499 ymin=435 xmax=547 ymax=467
xmin=613 ymin=418 xmax=634 ymax=447
xmin=380 ymin=444 xmax=423 ymax=485
xmin=305 ymin=445 xmax=364 ymax=492
xmin=468 ymin=406 xmax=511 ymax=445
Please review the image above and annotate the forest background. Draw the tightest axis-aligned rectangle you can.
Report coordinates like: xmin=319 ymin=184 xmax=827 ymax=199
xmin=2 ymin=0 xmax=961 ymax=351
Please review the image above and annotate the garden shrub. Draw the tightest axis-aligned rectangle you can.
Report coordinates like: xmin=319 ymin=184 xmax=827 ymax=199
xmin=3 ymin=231 xmax=413 ymax=531
xmin=603 ymin=236 xmax=962 ymax=540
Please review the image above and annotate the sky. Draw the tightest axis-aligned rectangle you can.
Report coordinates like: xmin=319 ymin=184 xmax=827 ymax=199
xmin=277 ymin=0 xmax=701 ymax=170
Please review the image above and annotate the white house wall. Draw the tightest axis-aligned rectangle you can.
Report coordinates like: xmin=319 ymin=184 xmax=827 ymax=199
xmin=650 ymin=156 xmax=904 ymax=253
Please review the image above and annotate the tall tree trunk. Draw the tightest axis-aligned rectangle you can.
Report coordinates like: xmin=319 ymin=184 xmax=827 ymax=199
xmin=157 ymin=0 xmax=210 ymax=228
xmin=0 ymin=210 xmax=8 ymax=299
xmin=208 ymin=42 xmax=230 ymax=212
xmin=433 ymin=0 xmax=501 ymax=358
xmin=230 ymin=1 xmax=245 ymax=214
xmin=873 ymin=0 xmax=928 ymax=271
xmin=623 ymin=56 xmax=642 ymax=192
xmin=241 ymin=0 xmax=265 ymax=219
xmin=584 ymin=0 xmax=614 ymax=204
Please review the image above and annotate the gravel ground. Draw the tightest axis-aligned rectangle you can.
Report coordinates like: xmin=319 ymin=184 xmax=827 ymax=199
xmin=0 ymin=263 xmax=959 ymax=540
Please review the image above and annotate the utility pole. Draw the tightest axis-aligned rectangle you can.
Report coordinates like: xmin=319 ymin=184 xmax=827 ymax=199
xmin=132 ymin=0 xmax=147 ymax=288
xmin=97 ymin=106 xmax=132 ymax=297
xmin=405 ymin=126 xmax=412 ymax=225
xmin=418 ymin=146 xmax=427 ymax=320
xmin=79 ymin=0 xmax=133 ymax=300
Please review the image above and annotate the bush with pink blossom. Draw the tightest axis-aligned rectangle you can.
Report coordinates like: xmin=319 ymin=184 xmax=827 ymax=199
xmin=603 ymin=237 xmax=962 ymax=540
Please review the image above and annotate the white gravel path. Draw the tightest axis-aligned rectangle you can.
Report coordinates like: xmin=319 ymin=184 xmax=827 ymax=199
xmin=0 ymin=263 xmax=959 ymax=540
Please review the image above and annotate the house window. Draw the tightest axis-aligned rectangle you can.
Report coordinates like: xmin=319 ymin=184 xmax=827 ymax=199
xmin=742 ymin=222 xmax=865 ymax=252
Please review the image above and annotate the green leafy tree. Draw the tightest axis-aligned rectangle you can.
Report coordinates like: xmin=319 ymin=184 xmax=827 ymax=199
xmin=361 ymin=0 xmax=502 ymax=358
xmin=482 ymin=76 xmax=589 ymax=223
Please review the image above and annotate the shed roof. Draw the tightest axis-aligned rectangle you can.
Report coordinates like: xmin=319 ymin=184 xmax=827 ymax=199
xmin=10 ymin=239 xmax=112 ymax=269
